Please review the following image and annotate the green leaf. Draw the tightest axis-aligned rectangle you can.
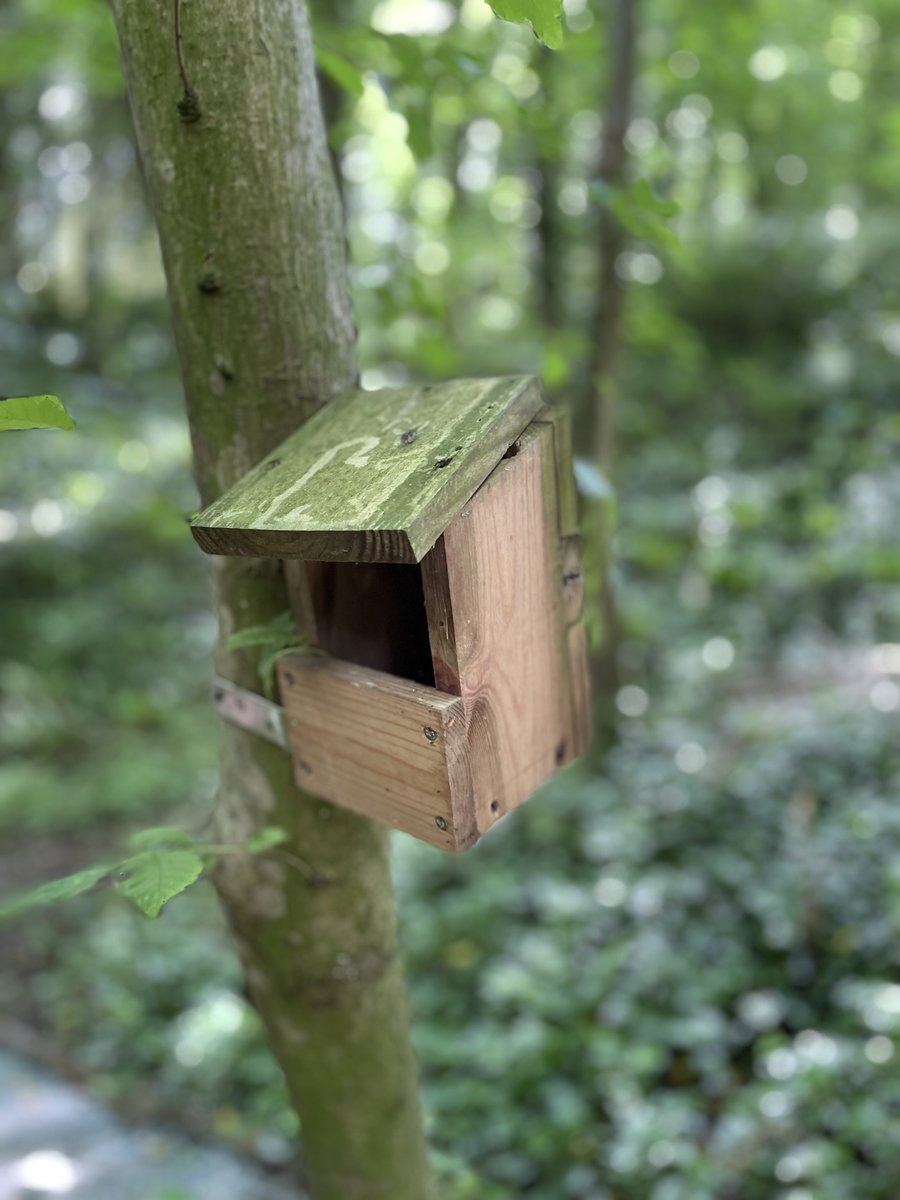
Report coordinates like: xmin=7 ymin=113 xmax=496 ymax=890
xmin=226 ymin=611 xmax=311 ymax=694
xmin=0 ymin=394 xmax=75 ymax=432
xmin=487 ymin=0 xmax=563 ymax=48
xmin=225 ymin=611 xmax=297 ymax=652
xmin=225 ymin=625 xmax=285 ymax=651
xmin=0 ymin=866 xmax=111 ymax=921
xmin=245 ymin=825 xmax=289 ymax=853
xmin=129 ymin=826 xmax=196 ymax=850
xmin=258 ymin=642 xmax=311 ymax=696
xmin=116 ymin=850 xmax=205 ymax=918
xmin=593 ymin=178 xmax=681 ymax=250
xmin=315 ymin=46 xmax=364 ymax=98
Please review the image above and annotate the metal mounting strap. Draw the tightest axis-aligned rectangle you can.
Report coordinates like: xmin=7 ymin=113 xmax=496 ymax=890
xmin=212 ymin=676 xmax=288 ymax=750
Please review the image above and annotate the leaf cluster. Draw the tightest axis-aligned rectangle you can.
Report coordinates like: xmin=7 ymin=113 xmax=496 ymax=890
xmin=0 ymin=825 xmax=287 ymax=921
xmin=225 ymin=611 xmax=312 ymax=696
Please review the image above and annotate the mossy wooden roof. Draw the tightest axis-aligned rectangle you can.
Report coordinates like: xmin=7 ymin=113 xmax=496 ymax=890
xmin=191 ymin=375 xmax=543 ymax=564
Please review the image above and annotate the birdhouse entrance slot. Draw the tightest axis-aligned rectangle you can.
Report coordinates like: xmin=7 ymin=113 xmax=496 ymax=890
xmin=292 ymin=560 xmax=438 ymax=688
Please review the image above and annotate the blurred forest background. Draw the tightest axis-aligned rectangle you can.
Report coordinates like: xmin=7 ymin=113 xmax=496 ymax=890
xmin=2 ymin=0 xmax=900 ymax=1197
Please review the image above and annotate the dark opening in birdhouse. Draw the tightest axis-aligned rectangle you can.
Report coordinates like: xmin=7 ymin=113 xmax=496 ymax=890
xmin=299 ymin=561 xmax=436 ymax=687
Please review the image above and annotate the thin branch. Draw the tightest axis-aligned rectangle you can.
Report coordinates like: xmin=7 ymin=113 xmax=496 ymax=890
xmin=174 ymin=0 xmax=201 ymax=122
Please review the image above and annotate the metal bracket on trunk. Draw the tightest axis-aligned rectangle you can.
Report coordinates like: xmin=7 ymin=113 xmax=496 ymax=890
xmin=212 ymin=676 xmax=288 ymax=750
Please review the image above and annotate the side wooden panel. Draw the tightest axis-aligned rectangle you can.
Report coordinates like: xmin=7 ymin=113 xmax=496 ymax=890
xmin=532 ymin=405 xmax=579 ymax=537
xmin=566 ymin=621 xmax=592 ymax=758
xmin=276 ymin=653 xmax=476 ymax=851
xmin=423 ymin=424 xmax=568 ymax=836
xmin=419 ymin=538 xmax=461 ymax=696
xmin=531 ymin=406 xmax=590 ymax=761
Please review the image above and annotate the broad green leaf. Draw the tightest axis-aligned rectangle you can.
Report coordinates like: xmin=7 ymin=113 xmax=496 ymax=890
xmin=0 ymin=866 xmax=111 ymax=921
xmin=592 ymin=178 xmax=681 ymax=250
xmin=245 ymin=825 xmax=289 ymax=853
xmin=225 ymin=611 xmax=297 ymax=652
xmin=226 ymin=611 xmax=311 ymax=694
xmin=129 ymin=826 xmax=196 ymax=850
xmin=487 ymin=0 xmax=563 ymax=48
xmin=315 ymin=46 xmax=364 ymax=98
xmin=616 ymin=177 xmax=680 ymax=219
xmin=0 ymin=394 xmax=75 ymax=432
xmin=225 ymin=624 xmax=284 ymax=651
xmin=116 ymin=850 xmax=205 ymax=918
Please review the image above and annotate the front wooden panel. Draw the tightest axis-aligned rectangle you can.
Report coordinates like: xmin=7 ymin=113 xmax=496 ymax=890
xmin=276 ymin=653 xmax=476 ymax=851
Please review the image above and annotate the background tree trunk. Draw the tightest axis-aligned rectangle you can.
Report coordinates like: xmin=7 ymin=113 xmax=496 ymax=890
xmin=583 ymin=0 xmax=639 ymax=714
xmin=109 ymin=3 xmax=434 ymax=1198
xmin=589 ymin=0 xmax=638 ymax=475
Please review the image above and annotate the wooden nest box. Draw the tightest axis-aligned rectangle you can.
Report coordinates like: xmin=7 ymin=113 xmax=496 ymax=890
xmin=192 ymin=376 xmax=590 ymax=851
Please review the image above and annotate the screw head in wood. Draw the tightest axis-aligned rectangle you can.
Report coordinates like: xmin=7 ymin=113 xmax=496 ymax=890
xmin=423 ymin=726 xmax=438 ymax=743
xmin=435 ymin=816 xmax=448 ymax=830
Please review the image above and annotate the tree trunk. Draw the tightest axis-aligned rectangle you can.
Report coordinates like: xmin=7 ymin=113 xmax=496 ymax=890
xmin=109 ymin=4 xmax=434 ymax=1198
xmin=583 ymin=0 xmax=639 ymax=710
xmin=590 ymin=0 xmax=638 ymax=474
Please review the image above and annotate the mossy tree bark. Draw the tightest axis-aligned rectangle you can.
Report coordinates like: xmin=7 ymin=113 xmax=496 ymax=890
xmin=109 ymin=3 xmax=434 ymax=1198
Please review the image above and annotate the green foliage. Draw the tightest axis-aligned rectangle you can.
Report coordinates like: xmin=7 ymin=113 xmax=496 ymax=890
xmin=116 ymin=849 xmax=205 ymax=918
xmin=0 ymin=0 xmax=122 ymax=92
xmin=0 ymin=394 xmax=75 ymax=431
xmin=487 ymin=0 xmax=563 ymax=48
xmin=593 ymin=178 xmax=681 ymax=250
xmin=3 ymin=0 xmax=900 ymax=1191
xmin=244 ymin=825 xmax=289 ymax=853
xmin=225 ymin=611 xmax=310 ymax=695
xmin=315 ymin=45 xmax=365 ymax=97
xmin=129 ymin=825 xmax=197 ymax=850
xmin=0 ymin=865 xmax=110 ymax=919
xmin=0 ymin=827 xmax=287 ymax=921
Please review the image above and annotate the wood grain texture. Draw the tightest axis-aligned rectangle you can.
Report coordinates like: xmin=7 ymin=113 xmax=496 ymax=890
xmin=533 ymin=410 xmax=591 ymax=764
xmin=192 ymin=375 xmax=544 ymax=564
xmin=431 ymin=423 xmax=569 ymax=836
xmin=533 ymin=405 xmax=579 ymax=537
xmin=560 ymin=534 xmax=586 ymax=627
xmin=566 ymin=621 xmax=592 ymax=758
xmin=419 ymin=539 xmax=461 ymax=695
xmin=282 ymin=558 xmax=319 ymax=642
xmin=276 ymin=409 xmax=589 ymax=851
xmin=277 ymin=654 xmax=475 ymax=851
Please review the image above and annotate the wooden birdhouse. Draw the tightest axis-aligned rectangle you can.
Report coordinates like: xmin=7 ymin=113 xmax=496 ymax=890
xmin=191 ymin=376 xmax=590 ymax=851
